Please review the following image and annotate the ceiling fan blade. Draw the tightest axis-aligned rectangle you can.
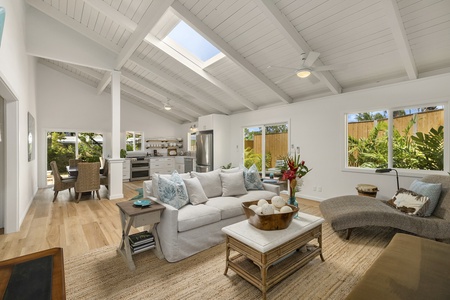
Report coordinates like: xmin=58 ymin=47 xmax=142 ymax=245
xmin=313 ymin=63 xmax=347 ymax=72
xmin=308 ymin=73 xmax=321 ymax=84
xmin=304 ymin=51 xmax=320 ymax=67
xmin=267 ymin=65 xmax=299 ymax=72
xmin=274 ymin=73 xmax=296 ymax=84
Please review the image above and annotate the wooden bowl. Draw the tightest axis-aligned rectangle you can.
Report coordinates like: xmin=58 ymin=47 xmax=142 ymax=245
xmin=242 ymin=200 xmax=298 ymax=230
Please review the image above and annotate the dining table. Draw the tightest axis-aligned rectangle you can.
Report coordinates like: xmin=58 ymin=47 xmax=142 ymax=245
xmin=66 ymin=165 xmax=103 ymax=177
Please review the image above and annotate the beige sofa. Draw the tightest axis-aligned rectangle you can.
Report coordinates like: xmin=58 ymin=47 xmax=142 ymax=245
xmin=143 ymin=170 xmax=280 ymax=262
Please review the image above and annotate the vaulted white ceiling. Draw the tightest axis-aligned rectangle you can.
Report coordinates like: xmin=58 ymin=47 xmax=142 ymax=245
xmin=26 ymin=0 xmax=450 ymax=123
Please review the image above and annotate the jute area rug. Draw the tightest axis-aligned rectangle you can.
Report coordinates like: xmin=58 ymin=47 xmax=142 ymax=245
xmin=65 ymin=205 xmax=397 ymax=300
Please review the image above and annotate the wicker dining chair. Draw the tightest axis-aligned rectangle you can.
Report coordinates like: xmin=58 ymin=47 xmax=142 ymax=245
xmin=69 ymin=159 xmax=81 ymax=168
xmin=75 ymin=162 xmax=101 ymax=202
xmin=50 ymin=161 xmax=76 ymax=202
xmin=100 ymin=159 xmax=108 ymax=189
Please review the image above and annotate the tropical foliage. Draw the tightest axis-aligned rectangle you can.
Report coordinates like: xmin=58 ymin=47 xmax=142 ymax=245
xmin=348 ymin=119 xmax=444 ymax=170
xmin=243 ymin=147 xmax=271 ymax=170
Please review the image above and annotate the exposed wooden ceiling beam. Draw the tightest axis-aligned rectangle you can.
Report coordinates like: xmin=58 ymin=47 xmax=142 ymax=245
xmin=254 ymin=0 xmax=342 ymax=95
xmin=382 ymin=0 xmax=418 ymax=80
xmin=26 ymin=0 xmax=121 ymax=53
xmin=121 ymin=70 xmax=207 ymax=117
xmin=129 ymin=54 xmax=231 ymax=114
xmin=171 ymin=1 xmax=292 ymax=104
xmin=84 ymin=0 xmax=137 ymax=32
xmin=96 ymin=1 xmax=174 ymax=94
xmin=121 ymin=85 xmax=194 ymax=122
xmin=143 ymin=34 xmax=257 ymax=111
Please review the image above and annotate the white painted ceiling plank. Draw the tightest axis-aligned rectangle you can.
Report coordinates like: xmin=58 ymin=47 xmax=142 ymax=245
xmin=96 ymin=1 xmax=174 ymax=94
xmin=171 ymin=0 xmax=292 ymax=104
xmin=122 ymin=95 xmax=184 ymax=124
xmin=121 ymin=70 xmax=207 ymax=117
xmin=130 ymin=54 xmax=232 ymax=114
xmin=382 ymin=0 xmax=418 ymax=80
xmin=143 ymin=35 xmax=257 ymax=110
xmin=254 ymin=0 xmax=342 ymax=95
xmin=84 ymin=0 xmax=137 ymax=32
xmin=121 ymin=85 xmax=194 ymax=122
xmin=27 ymin=0 xmax=121 ymax=53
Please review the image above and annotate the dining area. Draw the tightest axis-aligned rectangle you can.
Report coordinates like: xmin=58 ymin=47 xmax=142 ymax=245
xmin=50 ymin=158 xmax=108 ymax=203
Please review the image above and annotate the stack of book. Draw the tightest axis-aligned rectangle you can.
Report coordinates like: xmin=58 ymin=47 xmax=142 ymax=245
xmin=128 ymin=231 xmax=155 ymax=254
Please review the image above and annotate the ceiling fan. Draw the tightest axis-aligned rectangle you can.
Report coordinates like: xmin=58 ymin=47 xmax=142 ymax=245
xmin=267 ymin=51 xmax=345 ymax=84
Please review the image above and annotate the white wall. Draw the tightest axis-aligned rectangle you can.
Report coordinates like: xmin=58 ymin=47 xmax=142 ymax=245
xmin=0 ymin=0 xmax=38 ymax=232
xmin=230 ymin=73 xmax=450 ymax=201
xmin=36 ymin=63 xmax=184 ymax=187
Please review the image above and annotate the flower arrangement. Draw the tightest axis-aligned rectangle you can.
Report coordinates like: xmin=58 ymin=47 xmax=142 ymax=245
xmin=281 ymin=154 xmax=311 ymax=199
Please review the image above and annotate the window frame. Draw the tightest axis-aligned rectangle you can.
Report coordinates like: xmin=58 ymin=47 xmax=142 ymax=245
xmin=343 ymin=102 xmax=448 ymax=176
xmin=126 ymin=131 xmax=143 ymax=152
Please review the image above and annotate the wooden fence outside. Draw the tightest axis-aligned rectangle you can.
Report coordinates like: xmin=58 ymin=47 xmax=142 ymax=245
xmin=348 ymin=110 xmax=444 ymax=139
xmin=245 ymin=133 xmax=288 ymax=168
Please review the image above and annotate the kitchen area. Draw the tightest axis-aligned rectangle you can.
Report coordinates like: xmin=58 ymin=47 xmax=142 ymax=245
xmin=124 ymin=137 xmax=196 ymax=181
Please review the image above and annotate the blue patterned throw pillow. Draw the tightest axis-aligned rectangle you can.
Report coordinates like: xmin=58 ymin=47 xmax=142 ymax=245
xmin=243 ymin=164 xmax=263 ymax=190
xmin=158 ymin=171 xmax=189 ymax=209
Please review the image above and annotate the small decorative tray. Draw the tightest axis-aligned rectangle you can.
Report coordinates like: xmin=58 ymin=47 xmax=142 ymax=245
xmin=133 ymin=200 xmax=151 ymax=207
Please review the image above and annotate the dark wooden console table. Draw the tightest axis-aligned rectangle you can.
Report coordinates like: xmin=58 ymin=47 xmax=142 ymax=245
xmin=0 ymin=247 xmax=65 ymax=299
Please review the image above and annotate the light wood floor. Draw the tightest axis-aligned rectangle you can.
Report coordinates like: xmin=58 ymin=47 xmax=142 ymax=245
xmin=0 ymin=182 xmax=319 ymax=261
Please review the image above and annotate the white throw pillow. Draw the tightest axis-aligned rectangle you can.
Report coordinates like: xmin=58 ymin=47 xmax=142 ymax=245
xmin=191 ymin=169 xmax=222 ymax=198
xmin=243 ymin=164 xmax=263 ymax=190
xmin=183 ymin=177 xmax=209 ymax=205
xmin=158 ymin=171 xmax=189 ymax=209
xmin=387 ymin=188 xmax=430 ymax=216
xmin=219 ymin=172 xmax=248 ymax=197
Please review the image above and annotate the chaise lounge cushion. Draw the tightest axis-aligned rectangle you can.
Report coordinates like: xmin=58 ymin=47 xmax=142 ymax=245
xmin=409 ymin=179 xmax=442 ymax=216
xmin=177 ymin=204 xmax=221 ymax=232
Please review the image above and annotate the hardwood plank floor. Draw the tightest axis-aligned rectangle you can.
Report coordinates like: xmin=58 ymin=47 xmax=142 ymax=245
xmin=0 ymin=181 xmax=144 ymax=261
xmin=0 ymin=182 xmax=320 ymax=261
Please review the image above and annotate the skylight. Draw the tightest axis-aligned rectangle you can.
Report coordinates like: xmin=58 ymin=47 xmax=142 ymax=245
xmin=163 ymin=20 xmax=223 ymax=67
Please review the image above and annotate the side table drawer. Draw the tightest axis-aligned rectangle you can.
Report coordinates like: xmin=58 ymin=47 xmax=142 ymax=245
xmin=132 ymin=212 xmax=161 ymax=228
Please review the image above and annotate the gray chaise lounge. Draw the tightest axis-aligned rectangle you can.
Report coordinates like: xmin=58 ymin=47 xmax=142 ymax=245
xmin=319 ymin=175 xmax=450 ymax=240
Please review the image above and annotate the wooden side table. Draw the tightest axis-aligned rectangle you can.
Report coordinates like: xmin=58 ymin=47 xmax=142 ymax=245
xmin=0 ymin=247 xmax=65 ymax=299
xmin=116 ymin=200 xmax=165 ymax=270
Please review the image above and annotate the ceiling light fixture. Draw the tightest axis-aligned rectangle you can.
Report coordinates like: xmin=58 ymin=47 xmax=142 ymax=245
xmin=296 ymin=69 xmax=311 ymax=78
xmin=164 ymin=100 xmax=172 ymax=110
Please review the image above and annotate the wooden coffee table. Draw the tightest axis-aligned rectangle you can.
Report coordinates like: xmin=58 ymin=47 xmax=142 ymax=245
xmin=222 ymin=212 xmax=324 ymax=300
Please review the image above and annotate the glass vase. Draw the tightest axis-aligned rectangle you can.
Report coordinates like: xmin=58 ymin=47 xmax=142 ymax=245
xmin=288 ymin=196 xmax=299 ymax=218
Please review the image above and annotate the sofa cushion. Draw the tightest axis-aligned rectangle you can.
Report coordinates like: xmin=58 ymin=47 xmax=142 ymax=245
xmin=409 ymin=179 xmax=442 ymax=216
xmin=152 ymin=172 xmax=191 ymax=199
xmin=177 ymin=204 xmax=221 ymax=232
xmin=183 ymin=177 xmax=208 ymax=205
xmin=387 ymin=188 xmax=430 ymax=216
xmin=243 ymin=164 xmax=263 ymax=190
xmin=219 ymin=171 xmax=247 ymax=197
xmin=158 ymin=172 xmax=189 ymax=209
xmin=191 ymin=169 xmax=222 ymax=198
xmin=205 ymin=197 xmax=245 ymax=220
xmin=237 ymin=189 xmax=277 ymax=202
xmin=221 ymin=167 xmax=240 ymax=173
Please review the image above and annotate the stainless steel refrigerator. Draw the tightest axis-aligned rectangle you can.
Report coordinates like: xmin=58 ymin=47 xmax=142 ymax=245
xmin=196 ymin=131 xmax=213 ymax=172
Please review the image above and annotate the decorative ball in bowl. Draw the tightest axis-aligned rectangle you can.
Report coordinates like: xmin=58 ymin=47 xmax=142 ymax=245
xmin=242 ymin=198 xmax=298 ymax=230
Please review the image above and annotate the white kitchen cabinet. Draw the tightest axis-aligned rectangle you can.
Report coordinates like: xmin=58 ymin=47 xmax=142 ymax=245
xmin=150 ymin=157 xmax=175 ymax=175
xmin=175 ymin=156 xmax=184 ymax=173
xmin=123 ymin=159 xmax=131 ymax=181
xmin=198 ymin=115 xmax=213 ymax=131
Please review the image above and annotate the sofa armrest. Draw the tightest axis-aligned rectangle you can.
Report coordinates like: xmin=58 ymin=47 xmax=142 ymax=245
xmin=263 ymin=183 xmax=280 ymax=195
xmin=151 ymin=197 xmax=180 ymax=261
xmin=143 ymin=180 xmax=152 ymax=198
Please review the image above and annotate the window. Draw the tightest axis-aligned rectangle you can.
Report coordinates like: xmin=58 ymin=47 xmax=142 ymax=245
xmin=46 ymin=131 xmax=103 ymax=185
xmin=346 ymin=106 xmax=444 ymax=171
xmin=243 ymin=123 xmax=289 ymax=175
xmin=126 ymin=131 xmax=143 ymax=151
xmin=163 ymin=20 xmax=224 ymax=68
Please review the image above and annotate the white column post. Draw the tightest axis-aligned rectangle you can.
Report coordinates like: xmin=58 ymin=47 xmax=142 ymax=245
xmin=108 ymin=70 xmax=124 ymax=200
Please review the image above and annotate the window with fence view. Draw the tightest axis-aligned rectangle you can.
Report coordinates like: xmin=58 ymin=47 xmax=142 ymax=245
xmin=244 ymin=124 xmax=288 ymax=175
xmin=347 ymin=106 xmax=444 ymax=171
